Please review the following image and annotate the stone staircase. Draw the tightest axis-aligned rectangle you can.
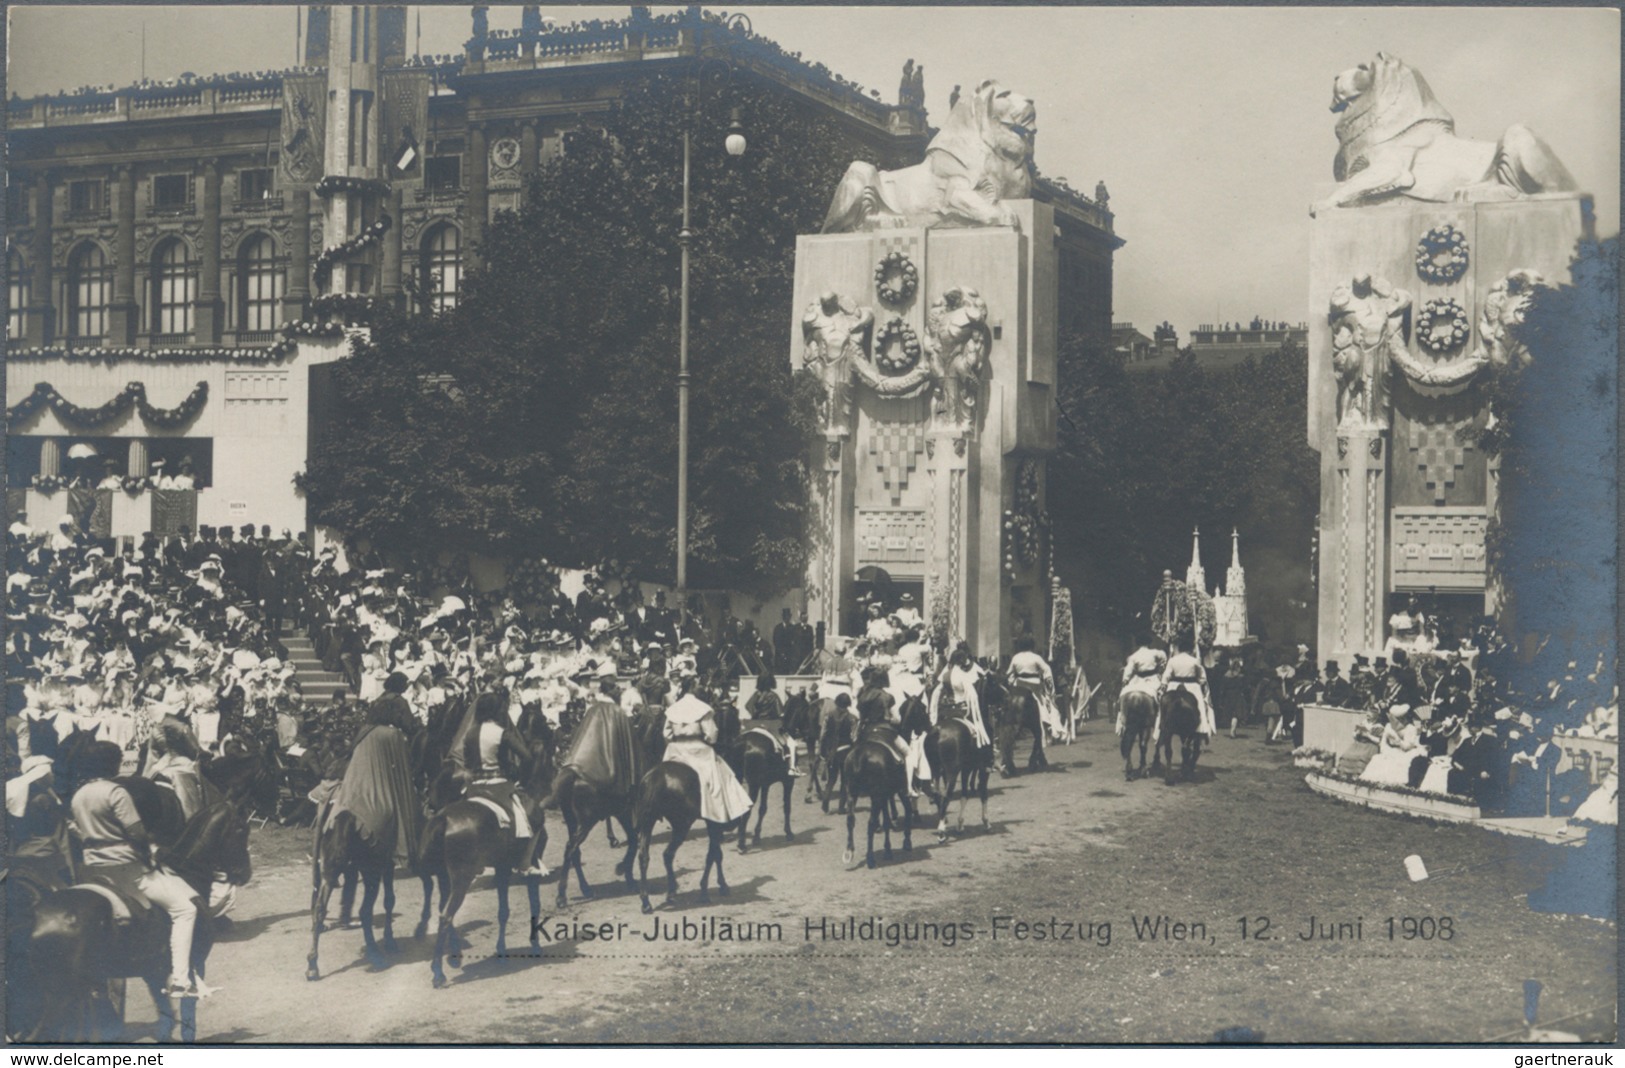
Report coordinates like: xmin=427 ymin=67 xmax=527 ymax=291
xmin=278 ymin=626 xmax=349 ymax=700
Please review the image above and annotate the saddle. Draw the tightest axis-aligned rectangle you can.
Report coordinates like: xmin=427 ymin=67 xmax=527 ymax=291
xmin=73 ymin=869 xmax=152 ymax=926
xmin=466 ymin=781 xmax=531 ymax=841
xmin=744 ymin=726 xmax=789 ymax=758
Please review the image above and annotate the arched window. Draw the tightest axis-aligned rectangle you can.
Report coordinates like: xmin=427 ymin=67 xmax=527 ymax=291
xmin=7 ymin=249 xmax=29 ymax=341
xmin=420 ymin=224 xmax=461 ymax=313
xmin=151 ymin=238 xmax=195 ymax=337
xmin=66 ymin=242 xmax=110 ymax=341
xmin=238 ymin=234 xmax=283 ymax=332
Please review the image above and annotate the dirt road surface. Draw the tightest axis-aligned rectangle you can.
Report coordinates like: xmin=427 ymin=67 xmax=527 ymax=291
xmin=110 ymin=723 xmax=1615 ymax=1044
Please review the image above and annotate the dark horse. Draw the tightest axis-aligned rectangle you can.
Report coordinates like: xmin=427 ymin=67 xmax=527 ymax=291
xmin=632 ymin=761 xmax=742 ymax=913
xmin=26 ymin=798 xmax=253 ymax=1042
xmin=1156 ymin=688 xmax=1203 ymax=785
xmin=1119 ymin=690 xmax=1157 ymax=780
xmin=729 ymin=727 xmax=795 ymax=849
xmin=911 ymin=698 xmax=991 ymax=841
xmin=993 ymin=673 xmax=1049 ymax=777
xmin=305 ymin=807 xmax=403 ymax=981
xmin=839 ymin=728 xmax=915 ymax=869
xmin=415 ymin=728 xmax=554 ymax=989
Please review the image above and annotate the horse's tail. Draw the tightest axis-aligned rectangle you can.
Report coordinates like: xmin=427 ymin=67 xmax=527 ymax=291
xmin=416 ymin=812 xmax=447 ymax=879
xmin=536 ymin=766 xmax=573 ymax=812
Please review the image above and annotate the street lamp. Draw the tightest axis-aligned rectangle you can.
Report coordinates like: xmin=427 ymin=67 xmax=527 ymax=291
xmin=676 ymin=95 xmax=746 ymax=598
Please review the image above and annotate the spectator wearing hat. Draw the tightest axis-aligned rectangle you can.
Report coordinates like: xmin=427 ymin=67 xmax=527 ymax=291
xmin=167 ymin=456 xmax=197 ymax=491
xmin=1322 ymin=660 xmax=1356 ymax=709
xmin=772 ymin=608 xmax=797 ymax=675
xmin=894 ymin=592 xmax=922 ymax=630
xmin=96 ymin=457 xmax=124 ymax=491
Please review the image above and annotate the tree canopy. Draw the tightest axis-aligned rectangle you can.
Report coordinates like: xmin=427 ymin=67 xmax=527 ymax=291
xmin=301 ymin=69 xmax=888 ymax=592
xmin=1050 ymin=336 xmax=1319 ymax=651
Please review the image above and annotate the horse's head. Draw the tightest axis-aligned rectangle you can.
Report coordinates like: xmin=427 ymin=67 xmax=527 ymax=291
xmin=898 ymin=693 xmax=931 ymax=735
xmin=427 ymin=763 xmax=469 ymax=814
xmin=162 ymin=801 xmax=253 ymax=888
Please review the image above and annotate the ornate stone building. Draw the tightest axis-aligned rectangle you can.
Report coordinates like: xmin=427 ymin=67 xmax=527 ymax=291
xmin=5 ymin=5 xmax=1120 ymax=538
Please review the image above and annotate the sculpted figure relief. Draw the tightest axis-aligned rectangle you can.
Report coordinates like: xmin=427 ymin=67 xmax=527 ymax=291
xmin=1313 ymin=52 xmax=1578 ymax=216
xmin=1472 ymin=269 xmax=1545 ymax=370
xmin=1328 ymin=274 xmax=1411 ymax=431
xmin=801 ymin=291 xmax=874 ymax=431
xmin=925 ymin=286 xmax=992 ymax=427
xmin=822 ymin=80 xmax=1036 ymax=233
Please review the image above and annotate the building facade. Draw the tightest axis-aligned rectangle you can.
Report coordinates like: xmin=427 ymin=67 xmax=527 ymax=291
xmin=5 ymin=5 xmax=1120 ymax=538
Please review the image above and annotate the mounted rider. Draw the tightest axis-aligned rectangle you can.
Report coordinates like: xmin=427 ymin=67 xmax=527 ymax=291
xmin=931 ymin=641 xmax=992 ymax=748
xmin=1006 ymin=635 xmax=1064 ymax=742
xmin=743 ymin=671 xmax=800 ymax=775
xmin=663 ymin=692 xmax=754 ymax=824
xmin=69 ymin=740 xmax=199 ymax=997
xmin=1118 ymin=632 xmax=1166 ymax=736
xmin=463 ymin=691 xmax=549 ymax=877
xmin=143 ymin=715 xmax=206 ymax=821
xmin=1160 ymin=634 xmax=1217 ymax=740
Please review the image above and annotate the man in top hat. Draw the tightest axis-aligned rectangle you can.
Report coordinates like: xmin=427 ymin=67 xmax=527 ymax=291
xmin=1322 ymin=660 xmax=1356 ymax=709
xmin=772 ymin=607 xmax=797 ymax=676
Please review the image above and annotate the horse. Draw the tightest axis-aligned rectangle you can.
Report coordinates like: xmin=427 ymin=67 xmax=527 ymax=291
xmin=1119 ymin=690 xmax=1157 ymax=780
xmin=1156 ymin=687 xmax=1203 ymax=785
xmin=839 ymin=729 xmax=915 ymax=869
xmin=415 ymin=727 xmax=555 ymax=989
xmin=730 ymin=727 xmax=795 ymax=849
xmin=910 ymin=698 xmax=991 ymax=841
xmin=993 ymin=673 xmax=1049 ymax=777
xmin=632 ymin=761 xmax=741 ymax=913
xmin=305 ymin=807 xmax=403 ymax=981
xmin=813 ymin=703 xmax=857 ymax=811
xmin=25 ymin=799 xmax=254 ymax=1042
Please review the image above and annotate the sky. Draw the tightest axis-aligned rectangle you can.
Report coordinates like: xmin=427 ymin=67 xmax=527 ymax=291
xmin=8 ymin=4 xmax=1619 ymax=337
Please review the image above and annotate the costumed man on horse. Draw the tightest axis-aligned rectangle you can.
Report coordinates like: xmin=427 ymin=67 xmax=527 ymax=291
xmin=1159 ymin=635 xmax=1216 ymax=746
xmin=316 ymin=672 xmax=423 ymax=873
xmin=1118 ymin=633 xmax=1166 ymax=733
xmin=1007 ymin=635 xmax=1065 ymax=743
xmin=743 ymin=671 xmax=801 ymax=776
xmin=931 ymin=641 xmax=993 ymax=749
xmin=857 ymin=666 xmax=927 ymax=797
xmin=463 ymin=692 xmax=550 ymax=877
xmin=69 ymin=741 xmax=199 ymax=997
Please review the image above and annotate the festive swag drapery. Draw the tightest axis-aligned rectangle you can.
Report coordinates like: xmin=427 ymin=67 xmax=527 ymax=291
xmin=7 ymin=380 xmax=210 ymax=430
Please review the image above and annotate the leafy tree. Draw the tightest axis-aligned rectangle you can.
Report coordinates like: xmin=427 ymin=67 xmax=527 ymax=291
xmin=1051 ymin=335 xmax=1318 ymax=654
xmin=1479 ymin=237 xmax=1617 ymax=721
xmin=302 ymin=69 xmax=886 ymax=591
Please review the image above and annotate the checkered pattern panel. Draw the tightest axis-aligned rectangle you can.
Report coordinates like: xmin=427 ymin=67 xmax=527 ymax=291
xmin=1408 ymin=418 xmax=1473 ymax=505
xmin=868 ymin=420 xmax=924 ymax=505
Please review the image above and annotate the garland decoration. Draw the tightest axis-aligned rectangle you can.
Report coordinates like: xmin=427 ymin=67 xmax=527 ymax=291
xmin=315 ymin=175 xmax=392 ymax=199
xmin=1002 ymin=459 xmax=1049 ymax=577
xmin=874 ymin=251 xmax=918 ymax=306
xmin=8 ymin=345 xmax=281 ymax=364
xmin=1416 ymin=297 xmax=1471 ymax=355
xmin=121 ymin=474 xmax=156 ymax=494
xmin=7 ymin=380 xmax=209 ymax=430
xmin=873 ymin=317 xmax=922 ymax=375
xmin=1415 ymin=224 xmax=1469 ymax=285
xmin=308 ymin=293 xmax=385 ymax=325
xmin=30 ymin=474 xmax=66 ymax=493
xmin=313 ymin=214 xmax=393 ymax=290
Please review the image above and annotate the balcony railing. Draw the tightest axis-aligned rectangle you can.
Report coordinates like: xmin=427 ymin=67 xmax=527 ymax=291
xmin=146 ymin=202 xmax=197 ymax=217
xmin=232 ymin=196 xmax=284 ymax=214
xmin=64 ymin=206 xmax=112 ymax=223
